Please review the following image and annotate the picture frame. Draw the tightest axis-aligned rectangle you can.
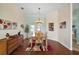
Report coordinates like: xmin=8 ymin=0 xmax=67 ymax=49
xmin=3 ymin=20 xmax=12 ymax=30
xmin=49 ymin=23 xmax=54 ymax=31
xmin=12 ymin=22 xmax=17 ymax=29
xmin=60 ymin=21 xmax=66 ymax=29
xmin=0 ymin=19 xmax=4 ymax=30
xmin=21 ymin=24 xmax=24 ymax=29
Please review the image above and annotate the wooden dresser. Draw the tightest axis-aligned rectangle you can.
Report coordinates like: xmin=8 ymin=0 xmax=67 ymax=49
xmin=0 ymin=39 xmax=7 ymax=55
xmin=0 ymin=35 xmax=23 ymax=55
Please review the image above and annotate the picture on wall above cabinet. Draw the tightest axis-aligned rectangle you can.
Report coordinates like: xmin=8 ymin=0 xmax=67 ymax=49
xmin=0 ymin=19 xmax=3 ymax=24
xmin=0 ymin=24 xmax=3 ymax=30
xmin=3 ymin=20 xmax=12 ymax=29
xmin=21 ymin=24 xmax=24 ymax=29
xmin=0 ymin=19 xmax=4 ymax=30
xmin=49 ymin=23 xmax=54 ymax=31
xmin=12 ymin=22 xmax=17 ymax=29
xmin=0 ymin=18 xmax=17 ymax=30
xmin=60 ymin=21 xmax=66 ymax=29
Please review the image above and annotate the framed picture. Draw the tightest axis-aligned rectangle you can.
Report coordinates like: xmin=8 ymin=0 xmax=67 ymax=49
xmin=0 ymin=24 xmax=3 ymax=30
xmin=0 ymin=19 xmax=4 ymax=30
xmin=49 ymin=23 xmax=54 ymax=31
xmin=3 ymin=20 xmax=12 ymax=30
xmin=0 ymin=18 xmax=18 ymax=30
xmin=12 ymin=22 xmax=17 ymax=29
xmin=60 ymin=21 xmax=66 ymax=29
xmin=0 ymin=19 xmax=3 ymax=24
xmin=21 ymin=24 xmax=24 ymax=29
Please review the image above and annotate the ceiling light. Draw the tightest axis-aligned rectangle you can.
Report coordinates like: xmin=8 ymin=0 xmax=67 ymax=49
xmin=35 ymin=8 xmax=44 ymax=24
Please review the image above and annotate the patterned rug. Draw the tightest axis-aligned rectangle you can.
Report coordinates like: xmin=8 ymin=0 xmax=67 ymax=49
xmin=26 ymin=43 xmax=53 ymax=51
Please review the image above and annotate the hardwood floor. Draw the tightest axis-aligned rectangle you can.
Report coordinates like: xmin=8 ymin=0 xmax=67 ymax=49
xmin=72 ymin=39 xmax=79 ymax=55
xmin=10 ymin=39 xmax=74 ymax=55
xmin=72 ymin=50 xmax=79 ymax=55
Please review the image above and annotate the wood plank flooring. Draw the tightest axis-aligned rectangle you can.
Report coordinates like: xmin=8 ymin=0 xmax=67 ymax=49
xmin=10 ymin=39 xmax=77 ymax=55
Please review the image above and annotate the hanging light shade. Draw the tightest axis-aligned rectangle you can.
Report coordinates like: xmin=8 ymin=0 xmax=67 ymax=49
xmin=35 ymin=8 xmax=44 ymax=24
xmin=35 ymin=18 xmax=44 ymax=24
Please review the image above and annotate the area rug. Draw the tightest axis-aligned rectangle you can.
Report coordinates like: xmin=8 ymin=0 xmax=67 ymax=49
xmin=47 ymin=45 xmax=53 ymax=51
xmin=26 ymin=43 xmax=53 ymax=51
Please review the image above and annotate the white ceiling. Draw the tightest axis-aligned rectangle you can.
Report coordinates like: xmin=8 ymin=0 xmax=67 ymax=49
xmin=16 ymin=3 xmax=69 ymax=16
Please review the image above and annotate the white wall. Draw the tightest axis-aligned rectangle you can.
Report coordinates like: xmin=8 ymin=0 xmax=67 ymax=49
xmin=46 ymin=11 xmax=59 ymax=41
xmin=46 ymin=4 xmax=71 ymax=50
xmin=58 ymin=4 xmax=71 ymax=50
xmin=0 ymin=4 xmax=26 ymax=39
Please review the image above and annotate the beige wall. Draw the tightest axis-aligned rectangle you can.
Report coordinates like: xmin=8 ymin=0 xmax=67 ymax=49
xmin=0 ymin=4 xmax=25 ymax=39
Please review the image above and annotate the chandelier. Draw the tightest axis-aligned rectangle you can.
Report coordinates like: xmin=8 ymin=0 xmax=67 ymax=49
xmin=35 ymin=8 xmax=44 ymax=24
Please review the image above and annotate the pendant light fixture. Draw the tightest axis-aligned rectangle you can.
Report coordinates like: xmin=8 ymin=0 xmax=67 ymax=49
xmin=35 ymin=8 xmax=43 ymax=24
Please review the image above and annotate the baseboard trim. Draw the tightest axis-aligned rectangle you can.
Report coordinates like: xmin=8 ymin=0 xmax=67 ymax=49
xmin=58 ymin=41 xmax=72 ymax=50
